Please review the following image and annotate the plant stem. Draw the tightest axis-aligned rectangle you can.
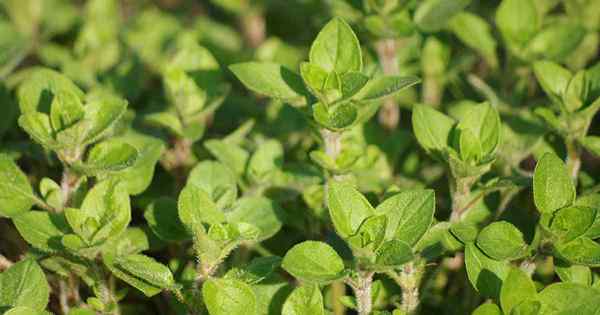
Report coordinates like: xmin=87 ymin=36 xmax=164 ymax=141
xmin=387 ymin=262 xmax=423 ymax=315
xmin=450 ymin=176 xmax=474 ymax=222
xmin=565 ymin=138 xmax=581 ymax=183
xmin=375 ymin=38 xmax=400 ymax=131
xmin=347 ymin=271 xmax=374 ymax=315
xmin=0 ymin=254 xmax=14 ymax=271
xmin=60 ymin=169 xmax=79 ymax=209
xmin=330 ymin=281 xmax=346 ymax=315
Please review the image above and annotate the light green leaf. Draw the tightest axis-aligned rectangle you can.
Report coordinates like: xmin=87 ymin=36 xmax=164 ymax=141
xmin=581 ymin=136 xmax=600 ymax=157
xmin=555 ymin=261 xmax=592 ymax=286
xmin=187 ymin=160 xmax=238 ymax=210
xmin=226 ymin=196 xmax=283 ymax=241
xmin=247 ymin=139 xmax=283 ymax=183
xmin=449 ymin=12 xmax=498 ymax=67
xmin=554 ymin=237 xmax=600 ymax=267
xmin=78 ymin=92 xmax=128 ymax=144
xmin=17 ymin=113 xmax=57 ymax=149
xmin=550 ymin=206 xmax=596 ymax=242
xmin=4 ymin=306 xmax=52 ymax=315
xmin=81 ymin=139 xmax=138 ymax=174
xmin=327 ymin=182 xmax=375 ymax=238
xmin=533 ymin=61 xmax=572 ymax=104
xmin=312 ymin=101 xmax=358 ymax=131
xmin=0 ymin=154 xmax=35 ymax=217
xmin=13 ymin=211 xmax=69 ymax=252
xmin=472 ymin=303 xmax=502 ymax=315
xmin=224 ymin=256 xmax=282 ymax=285
xmin=465 ymin=242 xmax=510 ymax=299
xmin=476 ymin=221 xmax=527 ymax=260
xmin=281 ymin=241 xmax=345 ymax=283
xmin=0 ymin=259 xmax=50 ymax=311
xmin=282 ymin=285 xmax=325 ymax=315
xmin=309 ymin=18 xmax=362 ymax=74
xmin=414 ymin=0 xmax=471 ymax=32
xmin=347 ymin=214 xmax=387 ymax=253
xmin=352 ymin=76 xmax=420 ymax=101
xmin=178 ymin=184 xmax=226 ymax=232
xmin=455 ymin=102 xmax=501 ymax=158
xmin=374 ymin=240 xmax=414 ymax=270
xmin=204 ymin=139 xmax=249 ymax=176
xmin=500 ymin=267 xmax=537 ymax=314
xmin=202 ymin=278 xmax=257 ymax=315
xmin=115 ymin=254 xmax=175 ymax=289
xmin=229 ymin=62 xmax=307 ymax=101
xmin=528 ymin=22 xmax=586 ymax=62
xmin=537 ymin=282 xmax=600 ymax=314
xmin=495 ymin=0 xmax=538 ymax=47
xmin=375 ymin=189 xmax=435 ymax=246
xmin=533 ymin=153 xmax=575 ymax=214
xmin=412 ymin=105 xmax=455 ymax=156
xmin=16 ymin=68 xmax=84 ymax=114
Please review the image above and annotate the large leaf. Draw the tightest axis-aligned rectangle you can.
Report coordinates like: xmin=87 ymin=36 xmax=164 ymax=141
xmin=0 ymin=259 xmax=50 ymax=311
xmin=202 ymin=278 xmax=257 ymax=315
xmin=465 ymin=242 xmax=510 ymax=299
xmin=13 ymin=211 xmax=70 ymax=252
xmin=0 ymin=154 xmax=34 ymax=217
xmin=533 ymin=153 xmax=575 ymax=214
xmin=414 ymin=0 xmax=471 ymax=32
xmin=281 ymin=241 xmax=345 ymax=283
xmin=229 ymin=62 xmax=307 ymax=101
xmin=327 ymin=182 xmax=375 ymax=238
xmin=282 ymin=285 xmax=325 ymax=315
xmin=309 ymin=18 xmax=362 ymax=74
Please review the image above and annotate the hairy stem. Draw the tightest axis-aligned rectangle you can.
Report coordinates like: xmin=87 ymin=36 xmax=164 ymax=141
xmin=60 ymin=169 xmax=79 ymax=209
xmin=376 ymin=38 xmax=400 ymax=131
xmin=450 ymin=176 xmax=474 ymax=222
xmin=565 ymin=138 xmax=581 ymax=183
xmin=347 ymin=272 xmax=374 ymax=315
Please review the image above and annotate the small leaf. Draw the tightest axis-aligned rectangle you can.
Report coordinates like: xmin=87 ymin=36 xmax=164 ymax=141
xmin=82 ymin=139 xmax=138 ymax=174
xmin=375 ymin=189 xmax=435 ymax=246
xmin=225 ymin=196 xmax=283 ymax=241
xmin=352 ymin=76 xmax=420 ymax=101
xmin=472 ymin=303 xmax=502 ymax=315
xmin=312 ymin=101 xmax=358 ymax=131
xmin=282 ymin=285 xmax=325 ymax=315
xmin=0 ymin=154 xmax=35 ymax=217
xmin=78 ymin=91 xmax=128 ymax=144
xmin=500 ymin=267 xmax=537 ymax=314
xmin=347 ymin=215 xmax=387 ymax=253
xmin=327 ymin=182 xmax=375 ymax=238
xmin=533 ymin=61 xmax=572 ymax=105
xmin=414 ymin=0 xmax=471 ymax=32
xmin=533 ymin=153 xmax=575 ymax=214
xmin=476 ymin=221 xmax=527 ymax=260
xmin=555 ymin=261 xmax=592 ymax=286
xmin=465 ymin=242 xmax=510 ymax=299
xmin=495 ymin=0 xmax=538 ymax=48
xmin=309 ymin=18 xmax=362 ymax=74
xmin=528 ymin=22 xmax=586 ymax=62
xmin=554 ymin=237 xmax=600 ymax=267
xmin=281 ymin=241 xmax=345 ymax=283
xmin=581 ymin=136 xmax=600 ymax=157
xmin=0 ymin=259 xmax=50 ymax=311
xmin=247 ymin=139 xmax=283 ymax=183
xmin=16 ymin=68 xmax=84 ymax=114
xmin=204 ymin=139 xmax=249 ymax=176
xmin=178 ymin=184 xmax=225 ymax=232
xmin=229 ymin=62 xmax=307 ymax=101
xmin=187 ymin=160 xmax=238 ymax=210
xmin=225 ymin=256 xmax=282 ymax=285
xmin=449 ymin=12 xmax=498 ymax=67
xmin=13 ymin=211 xmax=69 ymax=252
xmin=550 ymin=206 xmax=596 ymax=242
xmin=374 ymin=240 xmax=414 ymax=270
xmin=537 ymin=282 xmax=600 ymax=313
xmin=202 ymin=278 xmax=257 ymax=315
xmin=17 ymin=113 xmax=57 ymax=149
xmin=412 ymin=105 xmax=455 ymax=156
xmin=115 ymin=254 xmax=175 ymax=289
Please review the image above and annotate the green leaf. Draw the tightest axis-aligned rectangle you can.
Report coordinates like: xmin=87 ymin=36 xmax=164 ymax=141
xmin=555 ymin=261 xmax=592 ymax=286
xmin=39 ymin=177 xmax=62 ymax=210
xmin=281 ymin=241 xmax=345 ymax=283
xmin=472 ymin=303 xmax=502 ymax=315
xmin=510 ymin=300 xmax=541 ymax=315
xmin=16 ymin=68 xmax=84 ymax=114
xmin=48 ymin=89 xmax=84 ymax=133
xmin=533 ymin=153 xmax=575 ymax=214
xmin=455 ymin=102 xmax=501 ymax=158
xmin=374 ymin=240 xmax=414 ymax=270
xmin=554 ymin=237 xmax=600 ymax=266
xmin=225 ymin=196 xmax=283 ymax=241
xmin=202 ymin=278 xmax=257 ymax=315
xmin=312 ymin=101 xmax=358 ymax=131
xmin=282 ymin=285 xmax=325 ymax=315
xmin=550 ymin=206 xmax=596 ymax=242
xmin=4 ymin=306 xmax=52 ymax=315
xmin=500 ymin=267 xmax=537 ymax=314
xmin=229 ymin=62 xmax=307 ymax=101
xmin=563 ymin=70 xmax=588 ymax=113
xmin=533 ymin=61 xmax=572 ymax=105
xmin=17 ymin=112 xmax=57 ymax=149
xmin=327 ymin=182 xmax=375 ymax=238
xmin=0 ymin=154 xmax=34 ymax=217
xmin=77 ymin=179 xmax=131 ymax=244
xmin=178 ymin=184 xmax=226 ymax=232
xmin=347 ymin=214 xmax=387 ymax=253
xmin=352 ymin=76 xmax=420 ymax=101
xmin=309 ymin=18 xmax=362 ymax=74
xmin=13 ymin=211 xmax=69 ymax=252
xmin=465 ymin=242 xmax=510 ymax=299
xmin=495 ymin=0 xmax=538 ymax=48
xmin=0 ymin=259 xmax=50 ymax=311
xmin=412 ymin=105 xmax=455 ymax=156
xmin=247 ymin=139 xmax=283 ymax=183
xmin=537 ymin=282 xmax=600 ymax=314
xmin=204 ymin=139 xmax=249 ymax=176
xmin=225 ymin=256 xmax=282 ymax=285
xmin=450 ymin=222 xmax=479 ymax=243
xmin=145 ymin=197 xmax=189 ymax=242
xmin=449 ymin=12 xmax=498 ymax=67
xmin=574 ymin=193 xmax=600 ymax=239
xmin=77 ymin=92 xmax=128 ymax=144
xmin=81 ymin=138 xmax=138 ymax=174
xmin=414 ymin=0 xmax=471 ymax=32
xmin=375 ymin=189 xmax=435 ymax=246
xmin=581 ymin=136 xmax=600 ymax=157
xmin=115 ymin=254 xmax=175 ymax=289
xmin=187 ymin=160 xmax=238 ymax=210
xmin=528 ymin=22 xmax=586 ymax=62
xmin=476 ymin=221 xmax=527 ymax=260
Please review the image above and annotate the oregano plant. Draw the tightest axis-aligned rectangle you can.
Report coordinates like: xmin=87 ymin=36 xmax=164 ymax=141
xmin=2 ymin=1 xmax=600 ymax=315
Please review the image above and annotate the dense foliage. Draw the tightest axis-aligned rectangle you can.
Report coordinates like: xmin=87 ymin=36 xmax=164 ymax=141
xmin=1 ymin=0 xmax=600 ymax=314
